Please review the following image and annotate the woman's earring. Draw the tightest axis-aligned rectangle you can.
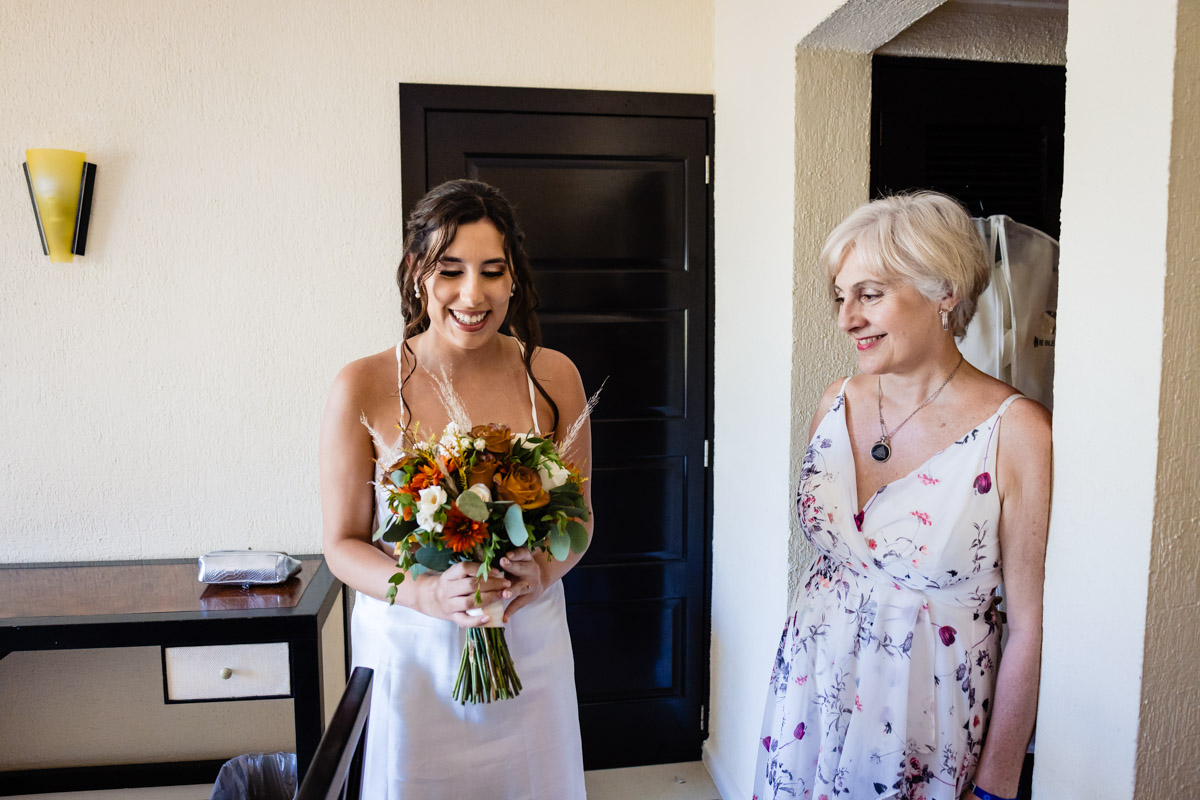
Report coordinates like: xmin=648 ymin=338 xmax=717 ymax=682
xmin=414 ymin=286 xmax=420 ymax=299
xmin=939 ymin=309 xmax=950 ymax=330
xmin=510 ymin=285 xmax=516 ymax=297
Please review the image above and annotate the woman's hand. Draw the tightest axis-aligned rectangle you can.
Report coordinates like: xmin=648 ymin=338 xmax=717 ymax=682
xmin=427 ymin=562 xmax=511 ymax=628
xmin=499 ymin=548 xmax=547 ymax=622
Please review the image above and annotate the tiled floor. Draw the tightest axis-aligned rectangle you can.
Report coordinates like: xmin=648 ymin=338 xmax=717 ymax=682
xmin=8 ymin=759 xmax=723 ymax=800
xmin=586 ymin=761 xmax=721 ymax=800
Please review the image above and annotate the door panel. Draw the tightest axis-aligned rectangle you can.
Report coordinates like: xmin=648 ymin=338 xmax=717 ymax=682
xmin=401 ymin=85 xmax=713 ymax=769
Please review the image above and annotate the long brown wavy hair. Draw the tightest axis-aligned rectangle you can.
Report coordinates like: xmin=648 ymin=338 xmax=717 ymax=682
xmin=395 ymin=179 xmax=559 ymax=433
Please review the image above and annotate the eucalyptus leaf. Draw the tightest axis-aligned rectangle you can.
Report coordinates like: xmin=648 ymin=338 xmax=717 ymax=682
xmin=388 ymin=572 xmax=405 ymax=585
xmin=390 ymin=470 xmax=404 ymax=485
xmin=548 ymin=527 xmax=570 ymax=562
xmin=565 ymin=520 xmax=589 ymax=553
xmin=504 ymin=503 xmax=529 ymax=546
xmin=415 ymin=545 xmax=454 ymax=573
xmin=558 ymin=506 xmax=588 ymax=519
xmin=456 ymin=489 xmax=489 ymax=522
xmin=409 ymin=563 xmax=428 ymax=577
xmin=372 ymin=518 xmax=396 ymax=542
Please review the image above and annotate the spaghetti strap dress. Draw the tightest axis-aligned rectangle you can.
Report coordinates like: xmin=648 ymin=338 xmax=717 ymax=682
xmin=752 ymin=379 xmax=1024 ymax=800
xmin=350 ymin=342 xmax=586 ymax=800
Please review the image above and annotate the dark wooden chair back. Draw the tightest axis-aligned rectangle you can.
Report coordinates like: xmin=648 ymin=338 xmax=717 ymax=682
xmin=295 ymin=666 xmax=374 ymax=800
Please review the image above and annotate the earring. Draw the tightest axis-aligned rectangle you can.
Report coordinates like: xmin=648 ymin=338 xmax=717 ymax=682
xmin=414 ymin=286 xmax=420 ymax=299
xmin=510 ymin=285 xmax=516 ymax=297
xmin=939 ymin=309 xmax=949 ymax=330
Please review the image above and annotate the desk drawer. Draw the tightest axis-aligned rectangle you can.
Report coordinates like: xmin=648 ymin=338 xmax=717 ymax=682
xmin=162 ymin=643 xmax=291 ymax=702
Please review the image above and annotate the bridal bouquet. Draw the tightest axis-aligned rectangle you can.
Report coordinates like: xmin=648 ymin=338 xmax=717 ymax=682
xmin=372 ymin=417 xmax=590 ymax=704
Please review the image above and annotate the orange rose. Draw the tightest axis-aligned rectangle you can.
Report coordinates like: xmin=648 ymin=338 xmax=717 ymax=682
xmin=466 ymin=452 xmax=499 ymax=489
xmin=470 ymin=423 xmax=513 ymax=455
xmin=495 ymin=465 xmax=550 ymax=509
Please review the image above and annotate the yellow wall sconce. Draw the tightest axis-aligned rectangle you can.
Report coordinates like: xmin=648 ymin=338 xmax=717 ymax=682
xmin=23 ymin=148 xmax=97 ymax=263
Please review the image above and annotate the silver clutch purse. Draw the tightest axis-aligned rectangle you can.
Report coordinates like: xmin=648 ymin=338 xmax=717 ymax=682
xmin=197 ymin=550 xmax=302 ymax=585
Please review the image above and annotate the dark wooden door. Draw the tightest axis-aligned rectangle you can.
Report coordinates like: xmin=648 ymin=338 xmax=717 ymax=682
xmin=400 ymin=84 xmax=714 ymax=769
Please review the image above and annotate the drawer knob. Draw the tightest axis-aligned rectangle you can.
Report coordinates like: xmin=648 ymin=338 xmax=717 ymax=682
xmin=220 ymin=667 xmax=233 ymax=680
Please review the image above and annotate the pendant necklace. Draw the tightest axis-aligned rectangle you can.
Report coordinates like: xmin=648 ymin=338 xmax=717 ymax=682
xmin=872 ymin=354 xmax=965 ymax=463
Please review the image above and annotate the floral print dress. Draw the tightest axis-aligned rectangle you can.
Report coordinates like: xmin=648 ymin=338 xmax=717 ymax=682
xmin=753 ymin=381 xmax=1023 ymax=800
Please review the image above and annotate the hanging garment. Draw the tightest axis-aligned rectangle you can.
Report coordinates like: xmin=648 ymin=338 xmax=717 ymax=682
xmin=961 ymin=216 xmax=1058 ymax=411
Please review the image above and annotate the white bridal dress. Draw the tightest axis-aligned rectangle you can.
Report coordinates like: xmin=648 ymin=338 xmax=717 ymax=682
xmin=350 ymin=343 xmax=586 ymax=800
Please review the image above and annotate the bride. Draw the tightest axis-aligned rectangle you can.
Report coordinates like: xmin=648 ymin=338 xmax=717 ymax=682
xmin=319 ymin=179 xmax=592 ymax=799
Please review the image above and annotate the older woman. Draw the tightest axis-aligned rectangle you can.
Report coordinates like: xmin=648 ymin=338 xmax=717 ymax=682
xmin=753 ymin=193 xmax=1050 ymax=800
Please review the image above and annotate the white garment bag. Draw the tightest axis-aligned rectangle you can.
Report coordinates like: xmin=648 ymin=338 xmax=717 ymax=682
xmin=961 ymin=215 xmax=1059 ymax=411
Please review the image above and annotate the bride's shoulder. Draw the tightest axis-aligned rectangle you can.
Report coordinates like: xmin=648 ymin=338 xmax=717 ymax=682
xmin=329 ymin=346 xmax=399 ymax=402
xmin=525 ymin=341 xmax=581 ymax=384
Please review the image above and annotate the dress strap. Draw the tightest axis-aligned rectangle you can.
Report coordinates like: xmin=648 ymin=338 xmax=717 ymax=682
xmin=995 ymin=393 xmax=1024 ymax=419
xmin=984 ymin=393 xmax=1025 ymax=472
xmin=839 ymin=376 xmax=853 ymax=395
xmin=516 ymin=340 xmax=541 ymax=434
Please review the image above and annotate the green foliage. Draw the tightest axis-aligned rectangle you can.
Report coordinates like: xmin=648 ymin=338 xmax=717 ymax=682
xmin=503 ymin=502 xmax=529 ymax=546
xmin=566 ymin=519 xmax=589 ymax=553
xmin=548 ymin=524 xmax=570 ymax=562
xmin=372 ymin=518 xmax=396 ymax=543
xmin=380 ymin=515 xmax=416 ymax=543
xmin=456 ymin=489 xmax=489 ymax=522
xmin=415 ymin=544 xmax=454 ymax=573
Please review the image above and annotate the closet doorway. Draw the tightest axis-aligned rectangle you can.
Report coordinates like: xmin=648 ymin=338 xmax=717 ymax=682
xmin=870 ymin=55 xmax=1066 ymax=239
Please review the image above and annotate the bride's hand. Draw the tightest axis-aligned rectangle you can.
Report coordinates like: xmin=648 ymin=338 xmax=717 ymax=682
xmin=428 ymin=562 xmax=510 ymax=628
xmin=499 ymin=548 xmax=546 ymax=622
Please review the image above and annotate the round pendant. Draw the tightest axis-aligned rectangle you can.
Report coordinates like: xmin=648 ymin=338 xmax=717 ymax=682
xmin=871 ymin=441 xmax=891 ymax=463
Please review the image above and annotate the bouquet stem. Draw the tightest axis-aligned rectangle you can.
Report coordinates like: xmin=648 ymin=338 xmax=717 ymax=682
xmin=453 ymin=626 xmax=523 ymax=704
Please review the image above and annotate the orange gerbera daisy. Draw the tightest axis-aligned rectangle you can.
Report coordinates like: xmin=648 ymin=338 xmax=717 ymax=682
xmin=407 ymin=462 xmax=443 ymax=493
xmin=441 ymin=506 xmax=489 ymax=554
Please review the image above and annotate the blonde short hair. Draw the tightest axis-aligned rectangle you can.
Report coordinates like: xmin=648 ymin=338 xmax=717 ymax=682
xmin=819 ymin=192 xmax=991 ymax=337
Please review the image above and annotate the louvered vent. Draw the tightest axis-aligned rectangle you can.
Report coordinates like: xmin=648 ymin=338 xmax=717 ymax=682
xmin=870 ymin=56 xmax=1065 ymax=239
xmin=925 ymin=123 xmax=1049 ymax=231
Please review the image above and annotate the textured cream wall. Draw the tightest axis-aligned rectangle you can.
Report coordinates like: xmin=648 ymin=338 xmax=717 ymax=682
xmin=1135 ymin=1 xmax=1200 ymax=796
xmin=877 ymin=1 xmax=1067 ymax=65
xmin=1 ymin=0 xmax=711 ymax=770
xmin=1035 ymin=1 xmax=1177 ymax=797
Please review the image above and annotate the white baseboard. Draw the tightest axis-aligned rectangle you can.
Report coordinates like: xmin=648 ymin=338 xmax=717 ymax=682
xmin=702 ymin=743 xmax=746 ymax=800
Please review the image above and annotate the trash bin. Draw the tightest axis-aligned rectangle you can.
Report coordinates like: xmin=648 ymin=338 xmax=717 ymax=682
xmin=209 ymin=752 xmax=297 ymax=800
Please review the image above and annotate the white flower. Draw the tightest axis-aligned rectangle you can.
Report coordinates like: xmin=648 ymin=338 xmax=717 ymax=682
xmin=438 ymin=429 xmax=463 ymax=458
xmin=473 ymin=437 xmax=487 ymax=450
xmin=539 ymin=461 xmax=571 ymax=491
xmin=467 ymin=483 xmax=493 ymax=503
xmin=415 ymin=485 xmax=447 ymax=532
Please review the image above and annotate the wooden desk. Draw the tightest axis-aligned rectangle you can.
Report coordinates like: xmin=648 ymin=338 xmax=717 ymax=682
xmin=0 ymin=556 xmax=343 ymax=796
